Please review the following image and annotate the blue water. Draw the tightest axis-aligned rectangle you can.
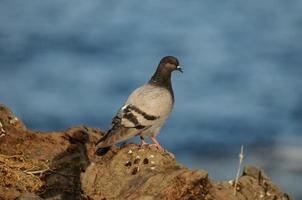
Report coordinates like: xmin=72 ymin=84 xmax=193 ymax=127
xmin=1 ymin=1 xmax=302 ymax=198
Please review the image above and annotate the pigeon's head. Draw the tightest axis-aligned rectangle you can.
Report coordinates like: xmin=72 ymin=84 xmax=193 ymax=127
xmin=150 ymin=56 xmax=182 ymax=86
xmin=159 ymin=56 xmax=183 ymax=73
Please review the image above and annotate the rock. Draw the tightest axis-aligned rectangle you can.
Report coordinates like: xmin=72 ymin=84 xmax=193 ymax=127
xmin=0 ymin=104 xmax=26 ymax=136
xmin=0 ymin=104 xmax=293 ymax=200
xmin=0 ymin=105 xmax=104 ymax=200
xmin=81 ymin=144 xmax=211 ymax=200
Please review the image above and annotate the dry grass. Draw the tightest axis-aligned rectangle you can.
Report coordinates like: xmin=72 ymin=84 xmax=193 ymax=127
xmin=234 ymin=145 xmax=244 ymax=196
xmin=0 ymin=154 xmax=49 ymax=192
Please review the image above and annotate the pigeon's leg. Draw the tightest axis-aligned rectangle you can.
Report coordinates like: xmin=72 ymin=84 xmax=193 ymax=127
xmin=150 ymin=136 xmax=175 ymax=158
xmin=150 ymin=136 xmax=164 ymax=150
xmin=140 ymin=136 xmax=148 ymax=146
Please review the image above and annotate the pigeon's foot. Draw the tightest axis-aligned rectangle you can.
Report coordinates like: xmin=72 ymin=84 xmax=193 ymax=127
xmin=149 ymin=143 xmax=164 ymax=151
xmin=148 ymin=144 xmax=175 ymax=158
xmin=150 ymin=136 xmax=175 ymax=158
xmin=150 ymin=136 xmax=164 ymax=151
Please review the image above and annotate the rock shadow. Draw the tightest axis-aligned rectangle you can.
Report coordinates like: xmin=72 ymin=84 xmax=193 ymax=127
xmin=39 ymin=128 xmax=91 ymax=200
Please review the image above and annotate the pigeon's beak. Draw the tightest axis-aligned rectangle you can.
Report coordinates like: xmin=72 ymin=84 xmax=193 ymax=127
xmin=176 ymin=66 xmax=183 ymax=73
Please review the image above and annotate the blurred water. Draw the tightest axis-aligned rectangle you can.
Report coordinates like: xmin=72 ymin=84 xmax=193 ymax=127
xmin=0 ymin=0 xmax=302 ymax=198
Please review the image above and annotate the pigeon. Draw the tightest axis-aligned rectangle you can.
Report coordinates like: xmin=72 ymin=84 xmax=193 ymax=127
xmin=96 ymin=56 xmax=182 ymax=154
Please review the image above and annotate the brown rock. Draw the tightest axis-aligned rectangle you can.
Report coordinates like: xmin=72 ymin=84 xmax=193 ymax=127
xmin=81 ymin=144 xmax=211 ymax=200
xmin=0 ymin=104 xmax=293 ymax=200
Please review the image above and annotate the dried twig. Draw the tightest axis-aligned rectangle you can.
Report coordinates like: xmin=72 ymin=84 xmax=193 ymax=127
xmin=234 ymin=145 xmax=244 ymax=196
xmin=24 ymin=164 xmax=50 ymax=176
xmin=0 ymin=121 xmax=6 ymax=137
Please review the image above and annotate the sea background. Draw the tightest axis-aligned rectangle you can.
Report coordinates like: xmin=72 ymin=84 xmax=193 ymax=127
xmin=0 ymin=1 xmax=301 ymax=198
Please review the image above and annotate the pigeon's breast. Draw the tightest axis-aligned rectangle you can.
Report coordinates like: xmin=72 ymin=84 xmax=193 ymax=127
xmin=126 ymin=84 xmax=174 ymax=122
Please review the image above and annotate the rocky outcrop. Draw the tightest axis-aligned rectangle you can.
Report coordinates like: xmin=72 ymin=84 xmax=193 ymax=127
xmin=0 ymin=104 xmax=293 ymax=200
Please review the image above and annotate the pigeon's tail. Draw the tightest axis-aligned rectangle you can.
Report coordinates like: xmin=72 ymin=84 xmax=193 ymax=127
xmin=96 ymin=146 xmax=111 ymax=156
xmin=95 ymin=133 xmax=107 ymax=146
xmin=95 ymin=132 xmax=112 ymax=156
xmin=96 ymin=126 xmax=140 ymax=147
xmin=95 ymin=126 xmax=146 ymax=156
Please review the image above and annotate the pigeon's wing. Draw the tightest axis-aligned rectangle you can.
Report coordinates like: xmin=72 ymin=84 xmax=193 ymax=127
xmin=95 ymin=104 xmax=153 ymax=147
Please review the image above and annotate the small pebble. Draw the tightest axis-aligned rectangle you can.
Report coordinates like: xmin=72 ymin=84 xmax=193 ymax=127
xmin=136 ymin=155 xmax=140 ymax=159
xmin=132 ymin=166 xmax=139 ymax=175
xmin=266 ymin=192 xmax=272 ymax=196
xmin=128 ymin=150 xmax=133 ymax=154
xmin=9 ymin=117 xmax=18 ymax=124
xmin=150 ymin=166 xmax=156 ymax=170
xmin=143 ymin=158 xmax=149 ymax=164
xmin=125 ymin=161 xmax=132 ymax=167
xmin=150 ymin=161 xmax=155 ymax=165
xmin=134 ymin=158 xmax=140 ymax=164
xmin=149 ymin=155 xmax=154 ymax=158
